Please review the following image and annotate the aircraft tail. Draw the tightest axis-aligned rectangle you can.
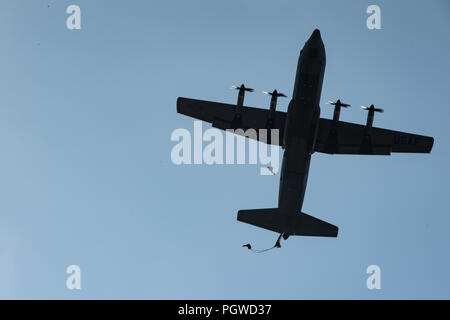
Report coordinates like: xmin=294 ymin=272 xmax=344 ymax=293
xmin=237 ymin=208 xmax=338 ymax=238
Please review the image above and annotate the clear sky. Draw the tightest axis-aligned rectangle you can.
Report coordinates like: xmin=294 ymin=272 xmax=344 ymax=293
xmin=0 ymin=0 xmax=449 ymax=299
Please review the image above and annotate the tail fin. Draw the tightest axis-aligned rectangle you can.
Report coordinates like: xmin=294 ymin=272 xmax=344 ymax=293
xmin=237 ymin=208 xmax=338 ymax=238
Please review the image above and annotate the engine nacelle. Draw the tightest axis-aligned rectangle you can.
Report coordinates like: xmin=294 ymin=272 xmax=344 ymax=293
xmin=326 ymin=99 xmax=350 ymax=122
xmin=263 ymin=90 xmax=287 ymax=129
xmin=231 ymin=84 xmax=253 ymax=108
xmin=361 ymin=104 xmax=384 ymax=130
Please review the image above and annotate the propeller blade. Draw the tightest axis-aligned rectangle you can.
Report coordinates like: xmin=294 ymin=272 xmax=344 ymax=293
xmin=231 ymin=85 xmax=253 ymax=92
xmin=374 ymin=108 xmax=384 ymax=113
xmin=263 ymin=91 xmax=286 ymax=97
xmin=327 ymin=100 xmax=350 ymax=107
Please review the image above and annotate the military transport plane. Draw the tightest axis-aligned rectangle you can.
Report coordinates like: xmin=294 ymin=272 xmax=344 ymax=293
xmin=176 ymin=29 xmax=434 ymax=241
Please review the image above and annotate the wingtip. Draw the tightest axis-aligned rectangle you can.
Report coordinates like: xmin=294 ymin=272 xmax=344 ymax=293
xmin=428 ymin=137 xmax=435 ymax=153
xmin=176 ymin=97 xmax=185 ymax=112
xmin=334 ymin=226 xmax=339 ymax=238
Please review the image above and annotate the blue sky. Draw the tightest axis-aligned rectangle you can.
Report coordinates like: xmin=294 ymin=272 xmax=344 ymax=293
xmin=0 ymin=0 xmax=449 ymax=299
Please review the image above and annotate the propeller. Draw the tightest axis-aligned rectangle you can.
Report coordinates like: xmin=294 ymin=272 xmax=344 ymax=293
xmin=263 ymin=90 xmax=287 ymax=98
xmin=327 ymin=99 xmax=350 ymax=122
xmin=326 ymin=99 xmax=351 ymax=107
xmin=231 ymin=84 xmax=254 ymax=92
xmin=232 ymin=84 xmax=253 ymax=109
xmin=361 ymin=104 xmax=384 ymax=113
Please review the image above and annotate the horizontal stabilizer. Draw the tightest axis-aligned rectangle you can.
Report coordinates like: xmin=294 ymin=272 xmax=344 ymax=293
xmin=293 ymin=212 xmax=338 ymax=237
xmin=237 ymin=208 xmax=338 ymax=238
xmin=237 ymin=208 xmax=282 ymax=233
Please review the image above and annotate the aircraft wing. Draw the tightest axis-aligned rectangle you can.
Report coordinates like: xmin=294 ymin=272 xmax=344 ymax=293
xmin=177 ymin=97 xmax=286 ymax=146
xmin=314 ymin=118 xmax=434 ymax=155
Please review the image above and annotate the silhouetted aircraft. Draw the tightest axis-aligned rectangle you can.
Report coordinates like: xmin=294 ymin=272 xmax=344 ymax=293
xmin=177 ymin=29 xmax=434 ymax=241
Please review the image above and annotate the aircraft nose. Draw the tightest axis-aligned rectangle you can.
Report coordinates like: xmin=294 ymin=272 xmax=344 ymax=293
xmin=309 ymin=29 xmax=322 ymax=43
xmin=298 ymin=28 xmax=326 ymax=64
xmin=302 ymin=28 xmax=325 ymax=59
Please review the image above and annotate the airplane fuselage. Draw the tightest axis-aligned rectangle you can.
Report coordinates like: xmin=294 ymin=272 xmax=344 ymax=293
xmin=278 ymin=30 xmax=326 ymax=231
